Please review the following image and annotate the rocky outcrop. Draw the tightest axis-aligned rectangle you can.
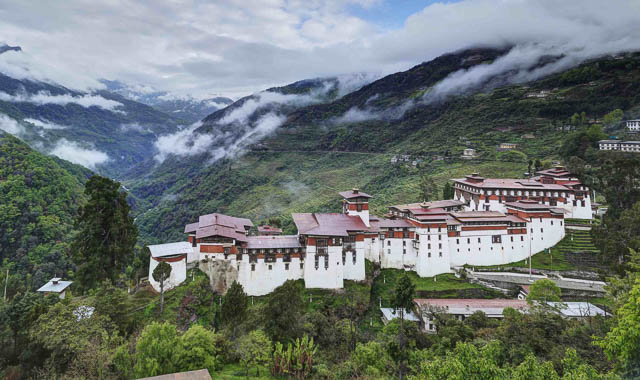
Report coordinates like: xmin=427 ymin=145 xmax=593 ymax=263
xmin=199 ymin=259 xmax=239 ymax=295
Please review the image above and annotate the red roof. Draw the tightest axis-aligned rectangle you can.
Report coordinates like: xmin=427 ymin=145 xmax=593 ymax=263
xmin=293 ymin=213 xmax=368 ymax=236
xmin=246 ymin=235 xmax=301 ymax=249
xmin=339 ymin=189 xmax=372 ymax=199
xmin=185 ymin=212 xmax=253 ymax=241
xmin=258 ymin=225 xmax=282 ymax=233
xmin=453 ymin=177 xmax=568 ymax=191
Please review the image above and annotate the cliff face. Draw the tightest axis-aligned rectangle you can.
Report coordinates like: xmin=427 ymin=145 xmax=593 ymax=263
xmin=199 ymin=259 xmax=239 ymax=295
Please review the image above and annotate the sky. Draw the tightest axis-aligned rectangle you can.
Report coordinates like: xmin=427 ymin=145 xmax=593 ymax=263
xmin=0 ymin=0 xmax=639 ymax=100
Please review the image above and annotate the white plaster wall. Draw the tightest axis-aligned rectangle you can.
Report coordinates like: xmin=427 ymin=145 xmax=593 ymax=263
xmin=236 ymin=256 xmax=304 ymax=296
xmin=415 ymin=230 xmax=451 ymax=277
xmin=347 ymin=209 xmax=370 ymax=226
xmin=343 ymin=243 xmax=366 ymax=281
xmin=149 ymin=257 xmax=187 ymax=292
xmin=364 ymin=237 xmax=381 ymax=263
xmin=304 ymin=245 xmax=344 ymax=289
xmin=380 ymin=237 xmax=405 ymax=269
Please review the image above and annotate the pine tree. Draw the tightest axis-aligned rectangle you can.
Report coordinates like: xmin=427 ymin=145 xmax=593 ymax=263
xmin=71 ymin=176 xmax=137 ymax=292
xmin=221 ymin=281 xmax=248 ymax=338
xmin=442 ymin=182 xmax=455 ymax=200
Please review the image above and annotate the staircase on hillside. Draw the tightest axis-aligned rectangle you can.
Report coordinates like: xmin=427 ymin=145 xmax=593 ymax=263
xmin=558 ymin=230 xmax=604 ymax=269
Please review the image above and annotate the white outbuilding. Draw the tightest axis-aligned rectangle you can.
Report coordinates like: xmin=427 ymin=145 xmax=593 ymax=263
xmin=148 ymin=242 xmax=192 ymax=292
xmin=37 ymin=277 xmax=73 ymax=299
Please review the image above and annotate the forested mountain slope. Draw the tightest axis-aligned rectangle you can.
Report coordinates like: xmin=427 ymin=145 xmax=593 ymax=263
xmin=0 ymin=70 xmax=186 ymax=176
xmin=0 ymin=131 xmax=89 ymax=288
xmin=129 ymin=48 xmax=640 ymax=243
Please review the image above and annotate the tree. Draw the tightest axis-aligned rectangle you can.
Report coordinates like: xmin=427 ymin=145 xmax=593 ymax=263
xmin=153 ymin=261 xmax=172 ymax=313
xmin=94 ymin=281 xmax=133 ymax=335
xmin=264 ymin=280 xmax=303 ymax=342
xmin=419 ymin=176 xmax=438 ymax=202
xmin=178 ymin=325 xmax=223 ymax=374
xmin=442 ymin=182 xmax=455 ymax=200
xmin=134 ymin=322 xmax=180 ymax=378
xmin=238 ymin=330 xmax=272 ymax=379
xmin=71 ymin=176 xmax=137 ymax=292
xmin=594 ymin=154 xmax=640 ymax=219
xmin=392 ymin=273 xmax=415 ymax=380
xmin=593 ymin=201 xmax=640 ymax=268
xmin=352 ymin=341 xmax=391 ymax=378
xmin=596 ymin=280 xmax=640 ymax=372
xmin=526 ymin=279 xmax=562 ymax=304
xmin=30 ymin=302 xmax=115 ymax=374
xmin=221 ymin=281 xmax=248 ymax=338
xmin=602 ymin=108 xmax=624 ymax=127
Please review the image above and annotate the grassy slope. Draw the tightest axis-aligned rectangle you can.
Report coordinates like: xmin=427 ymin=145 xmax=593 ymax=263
xmin=129 ymin=52 xmax=640 ymax=244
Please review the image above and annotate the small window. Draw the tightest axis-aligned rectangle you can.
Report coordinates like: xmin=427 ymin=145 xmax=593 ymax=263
xmin=285 ymin=263 xmax=289 ymax=270
xmin=467 ymin=238 xmax=470 ymax=244
xmin=439 ymin=252 xmax=442 ymax=257
xmin=521 ymin=236 xmax=524 ymax=241
xmin=387 ymin=240 xmax=391 ymax=246
xmin=551 ymin=221 xmax=554 ymax=225
xmin=269 ymin=265 xmax=272 ymax=270
xmin=300 ymin=263 xmax=304 ymax=270
xmin=540 ymin=228 xmax=544 ymax=233
xmin=510 ymin=236 xmax=514 ymax=242
xmin=456 ymin=238 xmax=459 ymax=244
xmin=477 ymin=238 xmax=481 ymax=243
xmin=428 ymin=244 xmax=431 ymax=249
xmin=492 ymin=235 xmax=502 ymax=243
xmin=403 ymin=249 xmax=406 ymax=255
xmin=403 ymin=241 xmax=406 ymax=246
xmin=439 ymin=235 xmax=442 ymax=241
xmin=428 ymin=252 xmax=431 ymax=258
xmin=251 ymin=264 xmax=255 ymax=271
xmin=438 ymin=243 xmax=442 ymax=249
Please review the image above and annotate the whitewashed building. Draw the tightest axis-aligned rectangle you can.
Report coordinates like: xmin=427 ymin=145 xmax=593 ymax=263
xmin=598 ymin=139 xmax=640 ymax=153
xmin=154 ymin=171 xmax=577 ymax=295
xmin=627 ymin=119 xmax=640 ymax=132
xmin=147 ymin=242 xmax=191 ymax=293
xmin=37 ymin=277 xmax=72 ymax=299
xmin=453 ymin=166 xmax=592 ymax=219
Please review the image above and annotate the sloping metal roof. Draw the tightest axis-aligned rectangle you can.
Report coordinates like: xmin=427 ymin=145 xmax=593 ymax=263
xmin=339 ymin=189 xmax=372 ymax=199
xmin=380 ymin=308 xmax=420 ymax=322
xmin=184 ymin=212 xmax=253 ymax=241
xmin=547 ymin=302 xmax=606 ymax=317
xmin=414 ymin=298 xmax=529 ymax=318
xmin=147 ymin=242 xmax=193 ymax=258
xmin=37 ymin=278 xmax=73 ymax=293
xmin=246 ymin=235 xmax=302 ymax=249
xmin=293 ymin=213 xmax=368 ymax=236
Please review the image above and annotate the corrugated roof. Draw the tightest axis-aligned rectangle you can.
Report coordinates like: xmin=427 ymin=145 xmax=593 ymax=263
xmin=454 ymin=177 xmax=568 ymax=191
xmin=414 ymin=298 xmax=529 ymax=317
xmin=246 ymin=235 xmax=302 ymax=249
xmin=380 ymin=308 xmax=420 ymax=322
xmin=293 ymin=213 xmax=368 ymax=236
xmin=37 ymin=278 xmax=73 ymax=293
xmin=547 ymin=302 xmax=606 ymax=317
xmin=185 ymin=212 xmax=253 ymax=241
xmin=376 ymin=218 xmax=414 ymax=228
xmin=258 ymin=225 xmax=282 ymax=233
xmin=148 ymin=242 xmax=193 ymax=258
xmin=339 ymin=189 xmax=372 ymax=199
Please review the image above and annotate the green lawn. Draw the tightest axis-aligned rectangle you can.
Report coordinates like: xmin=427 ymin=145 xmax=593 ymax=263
xmin=477 ymin=229 xmax=601 ymax=272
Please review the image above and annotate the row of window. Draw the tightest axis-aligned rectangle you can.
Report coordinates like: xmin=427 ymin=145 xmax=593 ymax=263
xmin=251 ymin=262 xmax=304 ymax=271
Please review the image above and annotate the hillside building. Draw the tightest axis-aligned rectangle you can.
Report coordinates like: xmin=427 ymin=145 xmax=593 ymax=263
xmin=461 ymin=148 xmax=477 ymax=159
xmin=37 ymin=277 xmax=72 ymax=299
xmin=452 ymin=166 xmax=592 ymax=219
xmin=497 ymin=143 xmax=517 ymax=151
xmin=151 ymin=170 xmax=582 ymax=296
xmin=627 ymin=119 xmax=640 ymax=132
xmin=257 ymin=225 xmax=282 ymax=235
xmin=598 ymin=139 xmax=640 ymax=152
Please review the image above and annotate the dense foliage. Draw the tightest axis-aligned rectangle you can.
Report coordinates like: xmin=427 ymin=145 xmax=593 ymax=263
xmin=0 ymin=132 xmax=86 ymax=289
xmin=71 ymin=175 xmax=138 ymax=292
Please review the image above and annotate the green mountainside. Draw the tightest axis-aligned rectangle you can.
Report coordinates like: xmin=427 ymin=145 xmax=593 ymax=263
xmin=127 ymin=49 xmax=640 ymax=244
xmin=0 ymin=72 xmax=186 ymax=177
xmin=0 ymin=131 xmax=88 ymax=286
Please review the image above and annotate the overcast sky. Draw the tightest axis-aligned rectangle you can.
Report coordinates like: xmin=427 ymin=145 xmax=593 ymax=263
xmin=1 ymin=0 xmax=639 ymax=99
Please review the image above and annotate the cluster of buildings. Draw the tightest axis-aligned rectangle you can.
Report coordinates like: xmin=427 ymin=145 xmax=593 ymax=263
xmin=598 ymin=139 xmax=640 ymax=152
xmin=148 ymin=167 xmax=592 ymax=296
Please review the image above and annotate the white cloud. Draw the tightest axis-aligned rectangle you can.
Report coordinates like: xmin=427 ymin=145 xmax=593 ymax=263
xmin=2 ymin=1 xmax=638 ymax=99
xmin=50 ymin=138 xmax=110 ymax=169
xmin=153 ymin=122 xmax=214 ymax=162
xmin=23 ymin=117 xmax=67 ymax=130
xmin=0 ymin=114 xmax=25 ymax=136
xmin=0 ymin=90 xmax=123 ymax=111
